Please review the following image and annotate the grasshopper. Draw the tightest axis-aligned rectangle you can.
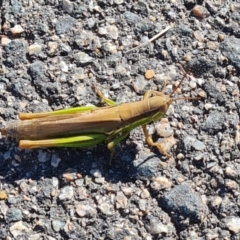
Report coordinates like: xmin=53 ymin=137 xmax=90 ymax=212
xmin=1 ymin=69 xmax=193 ymax=160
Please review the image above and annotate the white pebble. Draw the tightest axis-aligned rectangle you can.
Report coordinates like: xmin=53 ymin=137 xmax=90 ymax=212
xmin=59 ymin=61 xmax=68 ymax=72
xmin=28 ymin=43 xmax=42 ymax=55
xmin=225 ymin=217 xmax=240 ymax=233
xmin=204 ymin=103 xmax=213 ymax=111
xmin=1 ymin=37 xmax=11 ymax=46
xmin=10 ymin=25 xmax=24 ymax=34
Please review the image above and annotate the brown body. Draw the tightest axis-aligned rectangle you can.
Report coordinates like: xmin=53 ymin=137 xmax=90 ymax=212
xmin=4 ymin=94 xmax=172 ymax=140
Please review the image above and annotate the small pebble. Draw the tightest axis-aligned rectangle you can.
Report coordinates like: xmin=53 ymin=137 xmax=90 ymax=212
xmin=75 ymin=203 xmax=97 ymax=217
xmin=192 ymin=5 xmax=207 ymax=19
xmin=192 ymin=139 xmax=206 ymax=151
xmin=115 ymin=65 xmax=128 ymax=76
xmin=72 ymin=68 xmax=87 ymax=80
xmin=146 ymin=218 xmax=168 ymax=235
xmin=10 ymin=221 xmax=29 ymax=238
xmin=59 ymin=61 xmax=68 ymax=72
xmin=149 ymin=15 xmax=156 ymax=21
xmin=115 ymin=192 xmax=128 ymax=209
xmin=76 ymin=186 xmax=88 ymax=200
xmin=10 ymin=25 xmax=24 ymax=34
xmin=58 ymin=186 xmax=74 ymax=200
xmin=193 ymin=30 xmax=205 ymax=42
xmin=28 ymin=233 xmax=44 ymax=240
xmin=121 ymin=36 xmax=133 ymax=48
xmin=114 ymin=0 xmax=123 ymax=4
xmin=19 ymin=182 xmax=28 ymax=194
xmin=2 ymin=21 xmax=10 ymax=31
xmin=225 ymin=217 xmax=240 ymax=233
xmin=94 ymin=177 xmax=105 ymax=185
xmin=0 ymin=202 xmax=8 ymax=216
xmin=211 ymin=196 xmax=222 ymax=207
xmin=194 ymin=153 xmax=204 ymax=161
xmin=121 ymin=187 xmax=133 ymax=196
xmin=62 ymin=0 xmax=73 ymax=13
xmin=75 ymin=51 xmax=93 ymax=65
xmin=207 ymin=41 xmax=217 ymax=50
xmin=98 ymin=203 xmax=113 ymax=216
xmin=90 ymin=169 xmax=102 ymax=178
xmin=0 ymin=191 xmax=8 ymax=200
xmin=225 ymin=179 xmax=238 ymax=190
xmin=51 ymin=155 xmax=61 ymax=167
xmin=153 ymin=176 xmax=172 ymax=190
xmin=225 ymin=166 xmax=237 ymax=178
xmin=62 ymin=168 xmax=78 ymax=181
xmin=106 ymin=25 xmax=119 ymax=40
xmin=98 ymin=25 xmax=118 ymax=40
xmin=28 ymin=43 xmax=42 ymax=55
xmin=184 ymin=52 xmax=192 ymax=61
xmin=197 ymin=78 xmax=205 ymax=86
xmin=220 ymin=138 xmax=234 ymax=153
xmin=6 ymin=208 xmax=23 ymax=222
xmin=161 ymin=49 xmax=168 ymax=59
xmin=1 ymin=37 xmax=11 ymax=46
xmin=218 ymin=33 xmax=225 ymax=41
xmin=48 ymin=41 xmax=58 ymax=55
xmin=189 ymin=80 xmax=197 ymax=89
xmin=204 ymin=103 xmax=213 ymax=111
xmin=156 ymin=120 xmax=173 ymax=138
xmin=38 ymin=150 xmax=50 ymax=163
xmin=75 ymin=179 xmax=84 ymax=187
xmin=138 ymin=199 xmax=147 ymax=212
xmin=102 ymin=42 xmax=117 ymax=54
xmin=132 ymin=76 xmax=148 ymax=93
xmin=84 ymin=175 xmax=92 ymax=186
xmin=144 ymin=69 xmax=155 ymax=80
xmin=52 ymin=220 xmax=65 ymax=232
xmin=198 ymin=91 xmax=206 ymax=98
xmin=232 ymin=128 xmax=239 ymax=144
xmin=177 ymin=153 xmax=184 ymax=160
xmin=98 ymin=27 xmax=108 ymax=35
xmin=140 ymin=189 xmax=150 ymax=199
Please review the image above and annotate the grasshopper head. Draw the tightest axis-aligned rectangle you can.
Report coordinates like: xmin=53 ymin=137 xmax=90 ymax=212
xmin=159 ymin=94 xmax=172 ymax=113
xmin=149 ymin=95 xmax=173 ymax=122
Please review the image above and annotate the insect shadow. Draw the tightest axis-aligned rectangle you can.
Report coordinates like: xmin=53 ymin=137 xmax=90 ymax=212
xmin=0 ymin=139 xmax=143 ymax=184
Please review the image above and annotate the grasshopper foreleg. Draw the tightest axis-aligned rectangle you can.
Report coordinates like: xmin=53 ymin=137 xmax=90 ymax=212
xmin=92 ymin=85 xmax=117 ymax=106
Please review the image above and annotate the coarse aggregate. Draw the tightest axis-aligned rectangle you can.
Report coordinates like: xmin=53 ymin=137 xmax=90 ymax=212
xmin=0 ymin=0 xmax=240 ymax=239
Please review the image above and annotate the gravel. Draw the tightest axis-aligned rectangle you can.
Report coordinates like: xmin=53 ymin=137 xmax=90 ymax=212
xmin=0 ymin=0 xmax=240 ymax=239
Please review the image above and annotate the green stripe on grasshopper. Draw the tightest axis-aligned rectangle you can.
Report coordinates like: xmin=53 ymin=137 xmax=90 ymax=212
xmin=19 ymin=106 xmax=97 ymax=120
xmin=20 ymin=133 xmax=108 ymax=149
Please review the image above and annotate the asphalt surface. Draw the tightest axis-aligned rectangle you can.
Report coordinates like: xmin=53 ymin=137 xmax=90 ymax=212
xmin=0 ymin=0 xmax=240 ymax=239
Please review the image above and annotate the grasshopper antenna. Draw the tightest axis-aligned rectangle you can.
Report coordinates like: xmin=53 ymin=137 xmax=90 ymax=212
xmin=170 ymin=64 xmax=188 ymax=97
xmin=173 ymin=96 xmax=201 ymax=101
xmin=171 ymin=65 xmax=201 ymax=101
